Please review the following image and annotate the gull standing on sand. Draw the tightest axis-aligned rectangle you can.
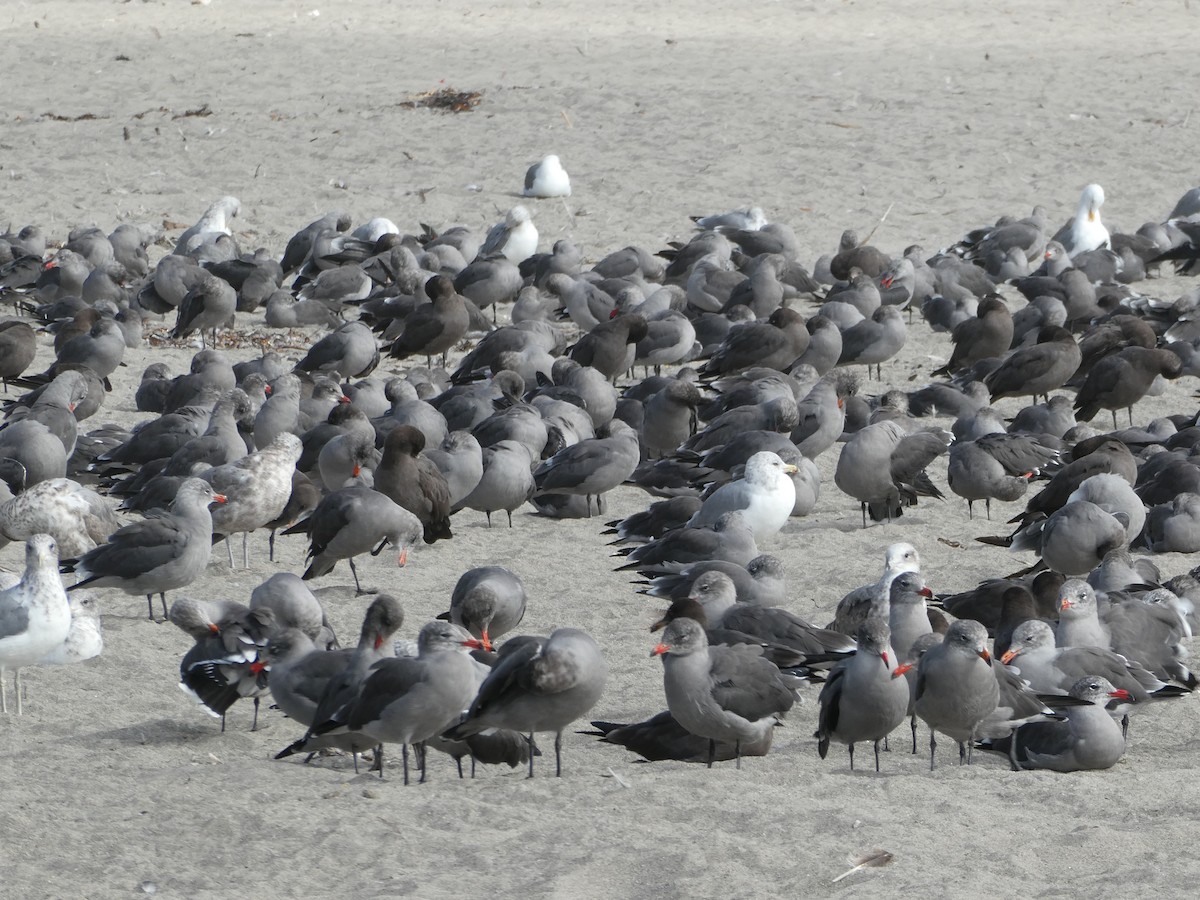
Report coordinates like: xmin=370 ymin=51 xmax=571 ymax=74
xmin=274 ymin=593 xmax=407 ymax=767
xmin=914 ymin=619 xmax=999 ymax=769
xmin=652 ymin=616 xmax=797 ymax=768
xmin=329 ymin=621 xmax=481 ymax=784
xmin=63 ymin=478 xmax=225 ymax=621
xmin=0 ymin=535 xmax=71 ymax=714
xmin=444 ymin=628 xmax=604 ymax=777
xmin=815 ymin=621 xmax=912 ymax=772
xmin=287 ymin=486 xmax=423 ymax=594
xmin=523 ymin=155 xmax=571 ymax=198
xmin=445 ymin=627 xmax=608 ymax=777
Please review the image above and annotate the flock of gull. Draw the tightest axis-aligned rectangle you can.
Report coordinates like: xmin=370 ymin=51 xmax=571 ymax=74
xmin=4 ymin=159 xmax=1200 ymax=782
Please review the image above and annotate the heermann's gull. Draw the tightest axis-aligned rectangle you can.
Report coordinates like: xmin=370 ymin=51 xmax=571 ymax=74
xmin=604 ymin=496 xmax=703 ymax=543
xmin=374 ymin=425 xmax=453 ymax=544
xmin=984 ymin=326 xmax=1081 ymax=403
xmin=388 ymin=275 xmax=470 ymax=368
xmin=250 ymin=571 xmax=333 ymax=649
xmin=439 ymin=566 xmax=527 ymax=650
xmin=36 ymin=590 xmax=103 ymax=668
xmin=1010 ymin=499 xmax=1128 ymax=576
xmin=651 ymin=616 xmax=796 ymax=768
xmin=424 ymin=431 xmax=484 ymax=509
xmin=1057 ymin=581 xmax=1197 ymax=688
xmin=913 ymin=619 xmax=1000 ymax=769
xmin=699 ymin=307 xmax=809 ymax=377
xmin=293 ymin=321 xmax=380 ymax=381
xmin=201 ymin=433 xmax=303 ymax=567
xmin=815 ymin=621 xmax=912 ymax=771
xmin=946 ymin=439 xmax=1039 ymax=520
xmin=615 ymin=510 xmax=759 ymax=572
xmin=274 ymin=593 xmax=406 ymax=768
xmin=1141 ymin=493 xmax=1200 ymax=552
xmin=1073 ymin=346 xmax=1183 ymax=427
xmin=568 ymin=314 xmax=648 ymax=382
xmin=0 ymin=321 xmax=36 ymax=390
xmin=253 ymin=373 xmax=302 ymax=450
xmin=932 ymin=296 xmax=1014 ymax=376
xmin=636 ymin=554 xmax=787 ymax=608
xmin=170 ymin=270 xmax=236 ymax=348
xmin=314 ymin=621 xmax=481 ymax=783
xmin=635 ymin=309 xmax=697 ymax=374
xmin=830 ymin=230 xmax=891 ymax=280
xmin=444 ymin=627 xmax=607 ymax=777
xmin=533 ymin=420 xmax=640 ymax=517
xmin=586 ymin=710 xmax=773 ymax=763
xmin=265 ymin=471 xmax=321 ymax=561
xmin=1002 ymin=437 xmax=1136 ymax=532
xmin=168 ymin=597 xmax=273 ymax=731
xmin=455 ymin=438 xmax=535 ymax=527
xmin=1001 ymin=619 xmax=1187 ymax=721
xmin=685 ymin=451 xmax=797 ymax=540
xmin=835 ymin=420 xmax=948 ymax=527
xmin=836 ymin=305 xmax=907 ymax=380
xmin=64 ymin=478 xmax=225 ymax=620
xmin=830 ymin=542 xmax=921 ymax=634
xmin=667 ymin=569 xmax=853 ymax=659
xmin=982 ymin=676 xmax=1128 ymax=772
xmin=0 ymin=535 xmax=71 ymax=714
xmin=523 ymin=154 xmax=571 ymax=198
xmin=286 ymin=485 xmax=423 ymax=594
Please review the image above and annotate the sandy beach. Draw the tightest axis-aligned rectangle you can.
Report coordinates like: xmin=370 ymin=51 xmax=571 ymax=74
xmin=4 ymin=1 xmax=1200 ymax=897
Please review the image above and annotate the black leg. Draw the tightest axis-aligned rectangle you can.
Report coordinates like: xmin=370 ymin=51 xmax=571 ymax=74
xmin=349 ymin=558 xmax=363 ymax=595
xmin=1121 ymin=714 xmax=1129 ymax=740
xmin=735 ymin=740 xmax=742 ymax=770
xmin=860 ymin=501 xmax=868 ymax=529
xmin=455 ymin=757 xmax=464 ymax=779
xmin=527 ymin=732 xmax=535 ymax=778
xmin=707 ymin=739 xmax=715 ymax=769
xmin=402 ymin=743 xmax=410 ymax=785
xmin=929 ymin=731 xmax=937 ymax=771
xmin=147 ymin=595 xmax=155 ymax=621
xmin=874 ymin=740 xmax=881 ymax=772
xmin=910 ymin=715 xmax=918 ymax=754
xmin=485 ymin=510 xmax=492 ymax=528
xmin=506 ymin=510 xmax=513 ymax=528
xmin=958 ymin=741 xmax=968 ymax=765
xmin=161 ymin=594 xmax=168 ymax=620
xmin=269 ymin=529 xmax=276 ymax=562
xmin=849 ymin=742 xmax=855 ymax=771
xmin=555 ymin=730 xmax=563 ymax=777
xmin=418 ymin=742 xmax=427 ymax=784
xmin=251 ymin=696 xmax=260 ymax=732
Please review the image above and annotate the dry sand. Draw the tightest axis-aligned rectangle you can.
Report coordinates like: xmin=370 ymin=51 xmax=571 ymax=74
xmin=4 ymin=0 xmax=1200 ymax=896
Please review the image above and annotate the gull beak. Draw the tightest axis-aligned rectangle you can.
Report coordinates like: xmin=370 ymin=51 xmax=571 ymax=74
xmin=978 ymin=648 xmax=992 ymax=663
xmin=1000 ymin=649 xmax=1019 ymax=665
xmin=782 ymin=464 xmax=799 ymax=474
xmin=891 ymin=663 xmax=913 ymax=679
xmin=651 ymin=642 xmax=669 ymax=657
